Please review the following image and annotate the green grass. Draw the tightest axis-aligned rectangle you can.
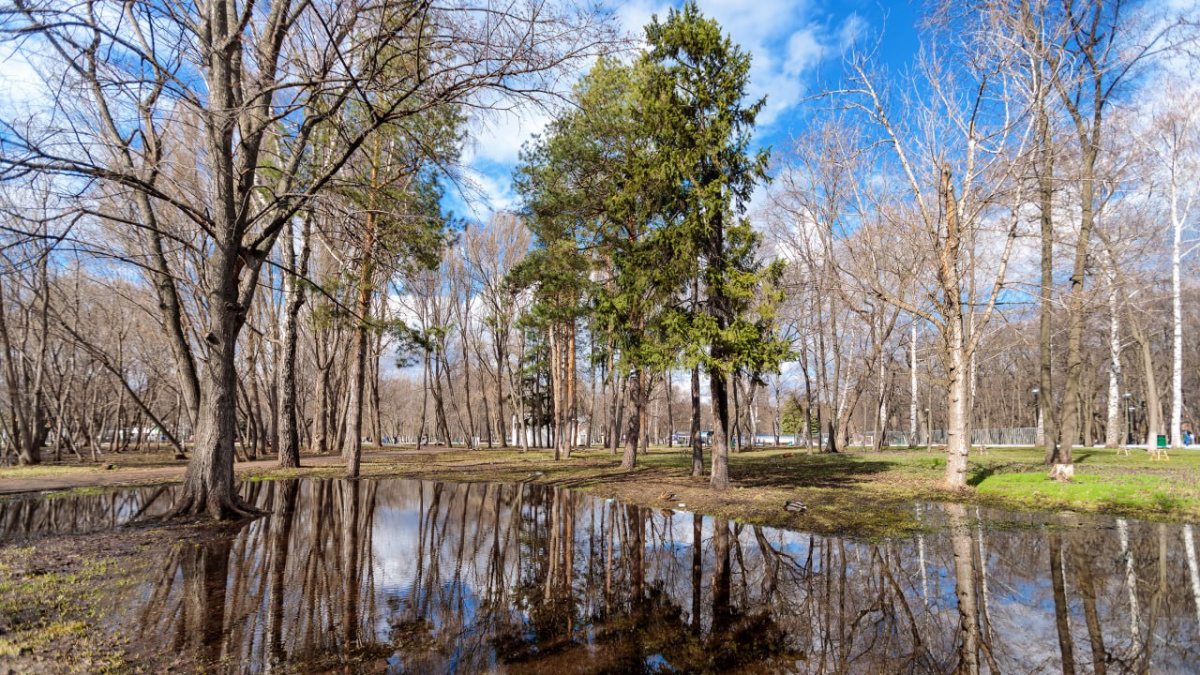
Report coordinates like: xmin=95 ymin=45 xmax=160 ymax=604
xmin=0 ymin=545 xmax=141 ymax=673
xmin=8 ymin=443 xmax=1200 ymax=531
xmin=0 ymin=464 xmax=97 ymax=480
xmin=974 ymin=470 xmax=1194 ymax=513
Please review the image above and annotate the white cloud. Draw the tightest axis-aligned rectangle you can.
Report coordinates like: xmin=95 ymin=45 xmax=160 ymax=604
xmin=837 ymin=12 xmax=866 ymax=50
xmin=464 ymin=107 xmax=553 ymax=166
xmin=785 ymin=29 xmax=823 ymax=78
xmin=451 ymin=164 xmax=518 ymax=219
xmin=457 ymin=1 xmax=875 ymax=223
xmin=0 ymin=45 xmax=49 ymax=116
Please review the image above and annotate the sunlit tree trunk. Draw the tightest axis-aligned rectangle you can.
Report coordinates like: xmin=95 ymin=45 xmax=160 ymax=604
xmin=621 ymin=368 xmax=643 ymax=469
xmin=940 ymin=168 xmax=976 ymax=489
xmin=909 ymin=321 xmax=918 ymax=448
xmin=1170 ymin=177 xmax=1185 ymax=449
xmin=1105 ymin=267 xmax=1122 ymax=449
xmin=709 ymin=365 xmax=732 ymax=490
xmin=278 ymin=215 xmax=311 ymax=468
xmin=343 ymin=190 xmax=378 ymax=477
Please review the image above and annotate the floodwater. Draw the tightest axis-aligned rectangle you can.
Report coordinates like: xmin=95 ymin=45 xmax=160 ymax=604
xmin=3 ymin=479 xmax=1199 ymax=674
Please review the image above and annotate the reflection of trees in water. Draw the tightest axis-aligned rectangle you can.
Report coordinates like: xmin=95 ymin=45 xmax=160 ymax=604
xmin=0 ymin=484 xmax=177 ymax=536
xmin=26 ymin=478 xmax=1200 ymax=672
xmin=133 ymin=479 xmax=381 ymax=671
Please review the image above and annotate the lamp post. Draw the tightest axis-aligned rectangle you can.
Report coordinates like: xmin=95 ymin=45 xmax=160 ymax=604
xmin=925 ymin=407 xmax=932 ymax=452
xmin=1032 ymin=388 xmax=1042 ymax=448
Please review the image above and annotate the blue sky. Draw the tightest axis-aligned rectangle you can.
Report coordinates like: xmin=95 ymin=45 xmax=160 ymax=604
xmin=449 ymin=0 xmax=925 ymax=223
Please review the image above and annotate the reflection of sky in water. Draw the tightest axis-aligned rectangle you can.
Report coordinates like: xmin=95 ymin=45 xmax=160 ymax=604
xmin=361 ymin=484 xmax=1197 ymax=672
xmin=4 ymin=478 xmax=1199 ymax=673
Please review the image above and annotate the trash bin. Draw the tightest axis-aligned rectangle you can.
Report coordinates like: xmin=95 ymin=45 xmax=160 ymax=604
xmin=1157 ymin=435 xmax=1167 ymax=448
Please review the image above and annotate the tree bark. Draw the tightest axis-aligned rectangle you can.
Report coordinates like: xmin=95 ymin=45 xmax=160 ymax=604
xmin=170 ymin=284 xmax=259 ymax=519
xmin=621 ymin=368 xmax=642 ymax=469
xmin=690 ymin=365 xmax=704 ymax=477
xmin=278 ymin=215 xmax=311 ymax=468
xmin=343 ymin=201 xmax=378 ymax=478
xmin=1170 ymin=175 xmax=1184 ymax=448
xmin=937 ymin=166 xmax=976 ymax=489
xmin=1037 ymin=102 xmax=1058 ymax=458
xmin=1105 ymin=267 xmax=1122 ymax=449
xmin=709 ymin=365 xmax=731 ymax=490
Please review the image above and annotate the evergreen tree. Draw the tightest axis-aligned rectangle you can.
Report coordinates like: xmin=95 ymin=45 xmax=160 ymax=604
xmin=640 ymin=1 xmax=787 ymax=489
xmin=514 ymin=58 xmax=680 ymax=468
xmin=513 ymin=6 xmax=786 ymax=484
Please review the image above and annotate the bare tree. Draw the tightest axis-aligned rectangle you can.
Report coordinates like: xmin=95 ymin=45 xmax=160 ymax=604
xmin=832 ymin=26 xmax=1035 ymax=486
xmin=1 ymin=0 xmax=614 ymax=517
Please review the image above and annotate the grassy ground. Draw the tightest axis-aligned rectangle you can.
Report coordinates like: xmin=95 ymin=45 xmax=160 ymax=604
xmin=3 ymin=444 xmax=1198 ymax=537
xmin=0 ymin=525 xmax=193 ymax=674
xmin=238 ymin=443 xmax=1200 ymax=536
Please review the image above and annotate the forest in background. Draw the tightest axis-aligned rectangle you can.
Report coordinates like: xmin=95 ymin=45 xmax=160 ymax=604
xmin=0 ymin=0 xmax=1197 ymax=516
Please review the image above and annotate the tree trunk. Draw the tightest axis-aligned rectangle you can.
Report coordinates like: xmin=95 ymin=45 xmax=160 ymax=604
xmin=417 ymin=349 xmax=429 ymax=450
xmin=730 ymin=374 xmax=742 ymax=454
xmin=943 ymin=321 xmax=974 ymax=488
xmin=1055 ymin=122 xmax=1104 ymax=474
xmin=621 ymin=369 xmax=642 ymax=469
xmin=566 ymin=320 xmax=576 ymax=457
xmin=1171 ymin=179 xmax=1184 ymax=449
xmin=313 ymin=359 xmax=330 ymax=455
xmin=277 ymin=217 xmax=309 ymax=468
xmin=343 ymin=201 xmax=377 ymax=478
xmin=1105 ymin=270 xmax=1122 ymax=449
xmin=169 ymin=296 xmax=258 ymax=519
xmin=709 ymin=366 xmax=731 ymax=490
xmin=1130 ymin=319 xmax=1163 ymax=451
xmin=638 ymin=374 xmax=648 ymax=455
xmin=690 ymin=365 xmax=704 ymax=477
xmin=938 ymin=166 xmax=977 ymax=489
xmin=666 ymin=369 xmax=674 ymax=448
xmin=1037 ymin=107 xmax=1058 ymax=458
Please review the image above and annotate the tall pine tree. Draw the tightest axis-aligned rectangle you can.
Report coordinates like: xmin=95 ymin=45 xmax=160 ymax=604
xmin=640 ymin=2 xmax=787 ymax=490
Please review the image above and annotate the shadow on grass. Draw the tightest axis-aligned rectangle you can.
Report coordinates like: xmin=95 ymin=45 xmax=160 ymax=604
xmin=726 ymin=453 xmax=898 ymax=490
xmin=967 ymin=466 xmax=995 ymax=488
xmin=518 ymin=451 xmax=898 ymax=492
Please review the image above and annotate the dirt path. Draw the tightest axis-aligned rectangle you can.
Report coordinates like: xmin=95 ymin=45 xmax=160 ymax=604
xmin=0 ymin=449 xmax=442 ymax=496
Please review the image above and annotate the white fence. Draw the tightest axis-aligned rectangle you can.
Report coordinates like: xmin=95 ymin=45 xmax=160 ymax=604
xmin=884 ymin=427 xmax=1037 ymax=447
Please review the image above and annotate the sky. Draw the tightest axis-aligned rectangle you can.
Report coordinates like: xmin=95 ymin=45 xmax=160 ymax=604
xmin=449 ymin=0 xmax=925 ymax=223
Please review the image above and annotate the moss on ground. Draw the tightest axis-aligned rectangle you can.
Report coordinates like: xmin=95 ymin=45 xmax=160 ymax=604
xmin=0 ymin=539 xmax=147 ymax=673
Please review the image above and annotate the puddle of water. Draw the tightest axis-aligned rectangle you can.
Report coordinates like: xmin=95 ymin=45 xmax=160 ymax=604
xmin=2 ymin=478 xmax=1198 ymax=673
